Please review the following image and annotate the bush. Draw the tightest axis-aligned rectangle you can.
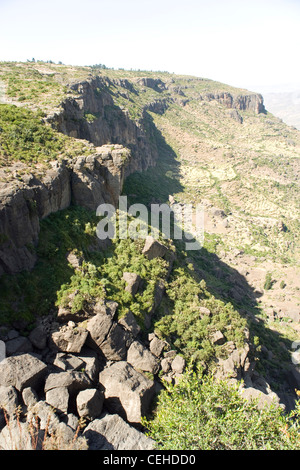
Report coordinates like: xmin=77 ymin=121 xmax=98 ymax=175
xmin=143 ymin=370 xmax=300 ymax=450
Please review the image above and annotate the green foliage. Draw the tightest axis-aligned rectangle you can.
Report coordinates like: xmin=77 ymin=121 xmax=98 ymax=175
xmin=0 ymin=206 xmax=169 ymax=329
xmin=155 ymin=263 xmax=247 ymax=365
xmin=264 ymin=271 xmax=274 ymax=290
xmin=0 ymin=206 xmax=100 ymax=324
xmin=0 ymin=104 xmax=93 ymax=166
xmin=143 ymin=370 xmax=300 ymax=450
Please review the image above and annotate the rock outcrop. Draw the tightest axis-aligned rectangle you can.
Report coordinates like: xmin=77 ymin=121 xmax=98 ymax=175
xmin=199 ymin=91 xmax=265 ymax=114
xmin=0 ymin=145 xmax=129 ymax=275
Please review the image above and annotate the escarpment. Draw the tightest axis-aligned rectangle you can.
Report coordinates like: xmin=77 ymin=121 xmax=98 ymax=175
xmin=0 ymin=145 xmax=130 ymax=275
xmin=46 ymin=76 xmax=160 ymax=176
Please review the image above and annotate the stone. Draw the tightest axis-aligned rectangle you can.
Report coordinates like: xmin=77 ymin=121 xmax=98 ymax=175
xmin=241 ymin=386 xmax=281 ymax=410
xmin=76 ymin=388 xmax=104 ymax=420
xmin=27 ymin=401 xmax=61 ymax=437
xmin=66 ymin=251 xmax=83 ymax=269
xmin=5 ymin=336 xmax=33 ymax=356
xmin=149 ymin=336 xmax=166 ymax=357
xmin=118 ymin=311 xmax=141 ymax=338
xmin=0 ymin=385 xmax=18 ymax=416
xmin=198 ymin=306 xmax=211 ymax=317
xmin=78 ymin=349 xmax=100 ymax=382
xmin=83 ymin=413 xmax=154 ymax=450
xmin=22 ymin=387 xmax=39 ymax=407
xmin=171 ymin=355 xmax=186 ymax=374
xmin=212 ymin=330 xmax=226 ymax=345
xmin=127 ymin=341 xmax=159 ymax=374
xmin=53 ymin=352 xmax=84 ymax=372
xmin=160 ymin=357 xmax=172 ymax=373
xmin=0 ymin=353 xmax=47 ymax=392
xmin=87 ymin=313 xmax=127 ymax=361
xmin=0 ymin=420 xmax=36 ymax=450
xmin=45 ymin=386 xmax=69 ymax=414
xmin=50 ymin=325 xmax=88 ymax=353
xmin=122 ymin=272 xmax=141 ymax=296
xmin=99 ymin=361 xmax=155 ymax=424
xmin=28 ymin=325 xmax=47 ymax=350
xmin=44 ymin=371 xmax=92 ymax=395
xmin=142 ymin=236 xmax=168 ymax=260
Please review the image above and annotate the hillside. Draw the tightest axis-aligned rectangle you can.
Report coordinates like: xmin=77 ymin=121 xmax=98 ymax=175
xmin=0 ymin=61 xmax=299 ymax=450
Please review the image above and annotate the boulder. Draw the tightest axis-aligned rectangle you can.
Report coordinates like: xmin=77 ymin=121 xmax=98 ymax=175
xmin=127 ymin=341 xmax=159 ymax=374
xmin=50 ymin=324 xmax=88 ymax=353
xmin=212 ymin=330 xmax=226 ymax=345
xmin=241 ymin=386 xmax=281 ymax=410
xmin=149 ymin=336 xmax=166 ymax=357
xmin=78 ymin=349 xmax=100 ymax=382
xmin=22 ymin=387 xmax=39 ymax=407
xmin=44 ymin=371 xmax=92 ymax=395
xmin=28 ymin=325 xmax=47 ymax=350
xmin=171 ymin=355 xmax=186 ymax=374
xmin=0 ymin=420 xmax=37 ymax=450
xmin=27 ymin=400 xmax=60 ymax=432
xmin=76 ymin=388 xmax=104 ymax=420
xmin=122 ymin=272 xmax=141 ymax=296
xmin=87 ymin=313 xmax=127 ymax=361
xmin=142 ymin=236 xmax=168 ymax=260
xmin=0 ymin=385 xmax=18 ymax=416
xmin=5 ymin=336 xmax=33 ymax=356
xmin=53 ymin=352 xmax=85 ymax=372
xmin=118 ymin=311 xmax=141 ymax=338
xmin=83 ymin=413 xmax=154 ymax=450
xmin=45 ymin=386 xmax=69 ymax=414
xmin=0 ymin=354 xmax=47 ymax=392
xmin=99 ymin=361 xmax=155 ymax=424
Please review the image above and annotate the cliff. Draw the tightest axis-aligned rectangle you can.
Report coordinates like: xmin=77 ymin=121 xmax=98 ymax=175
xmin=0 ymin=145 xmax=130 ymax=275
xmin=0 ymin=65 xmax=267 ymax=276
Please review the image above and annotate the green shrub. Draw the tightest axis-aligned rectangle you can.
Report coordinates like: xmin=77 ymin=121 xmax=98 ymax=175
xmin=143 ymin=370 xmax=300 ymax=450
xmin=264 ymin=272 xmax=274 ymax=290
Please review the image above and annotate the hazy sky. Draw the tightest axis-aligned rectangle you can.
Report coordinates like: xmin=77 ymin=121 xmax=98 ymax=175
xmin=0 ymin=0 xmax=299 ymax=93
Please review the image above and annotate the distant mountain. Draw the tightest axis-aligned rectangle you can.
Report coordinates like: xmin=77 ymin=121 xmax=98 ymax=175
xmin=263 ymin=90 xmax=300 ymax=130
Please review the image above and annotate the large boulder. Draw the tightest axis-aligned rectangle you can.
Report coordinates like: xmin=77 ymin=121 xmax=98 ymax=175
xmin=122 ymin=272 xmax=141 ymax=296
xmin=118 ymin=311 xmax=141 ymax=338
xmin=76 ymin=388 xmax=104 ymax=420
xmin=127 ymin=341 xmax=159 ymax=374
xmin=44 ymin=371 xmax=92 ymax=396
xmin=87 ymin=313 xmax=127 ymax=361
xmin=142 ymin=236 xmax=168 ymax=260
xmin=99 ymin=361 xmax=155 ymax=424
xmin=45 ymin=386 xmax=70 ymax=414
xmin=83 ymin=413 xmax=154 ymax=450
xmin=50 ymin=324 xmax=88 ymax=353
xmin=5 ymin=336 xmax=33 ymax=356
xmin=0 ymin=354 xmax=47 ymax=392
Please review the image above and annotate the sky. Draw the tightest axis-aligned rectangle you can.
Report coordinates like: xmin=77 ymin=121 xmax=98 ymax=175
xmin=0 ymin=0 xmax=300 ymax=94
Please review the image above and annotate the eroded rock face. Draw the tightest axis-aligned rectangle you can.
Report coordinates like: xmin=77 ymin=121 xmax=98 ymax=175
xmin=0 ymin=145 xmax=129 ymax=276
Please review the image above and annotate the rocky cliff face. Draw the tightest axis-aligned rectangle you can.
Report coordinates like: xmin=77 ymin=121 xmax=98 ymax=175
xmin=46 ymin=76 xmax=160 ymax=176
xmin=0 ymin=145 xmax=130 ymax=275
xmin=199 ymin=91 xmax=265 ymax=114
